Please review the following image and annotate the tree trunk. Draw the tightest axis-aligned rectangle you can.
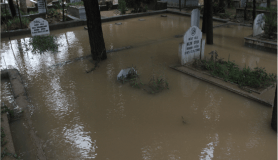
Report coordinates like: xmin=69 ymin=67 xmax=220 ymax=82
xmin=252 ymin=0 xmax=256 ymax=23
xmin=83 ymin=0 xmax=107 ymax=61
xmin=202 ymin=0 xmax=207 ymax=33
xmin=19 ymin=0 xmax=27 ymax=13
xmin=267 ymin=0 xmax=270 ymax=8
xmin=8 ymin=0 xmax=16 ymax=17
xmin=271 ymin=87 xmax=277 ymax=132
xmin=206 ymin=0 xmax=213 ymax=44
xmin=179 ymin=0 xmax=181 ymax=12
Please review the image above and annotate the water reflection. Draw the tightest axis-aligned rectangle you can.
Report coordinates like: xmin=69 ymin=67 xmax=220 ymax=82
xmin=199 ymin=133 xmax=219 ymax=160
xmin=1 ymin=14 xmax=276 ymax=160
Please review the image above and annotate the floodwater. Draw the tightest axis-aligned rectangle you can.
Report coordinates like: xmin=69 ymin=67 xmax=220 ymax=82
xmin=1 ymin=14 xmax=277 ymax=160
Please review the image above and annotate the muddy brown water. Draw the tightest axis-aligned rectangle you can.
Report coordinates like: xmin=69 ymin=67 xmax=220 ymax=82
xmin=1 ymin=14 xmax=277 ymax=160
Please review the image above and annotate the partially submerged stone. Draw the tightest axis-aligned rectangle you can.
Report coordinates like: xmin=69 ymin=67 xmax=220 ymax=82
xmin=161 ymin=15 xmax=167 ymax=17
xmin=117 ymin=68 xmax=137 ymax=80
xmin=138 ymin=19 xmax=145 ymax=21
xmin=253 ymin=13 xmax=265 ymax=36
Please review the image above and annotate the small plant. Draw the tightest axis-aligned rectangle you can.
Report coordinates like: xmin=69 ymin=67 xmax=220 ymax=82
xmin=192 ymin=51 xmax=277 ymax=89
xmin=118 ymin=64 xmax=169 ymax=94
xmin=3 ymin=17 xmax=30 ymax=31
xmin=118 ymin=0 xmax=127 ymax=14
xmin=262 ymin=7 xmax=277 ymax=39
xmin=219 ymin=12 xmax=232 ymax=19
xmin=29 ymin=10 xmax=39 ymax=14
xmin=67 ymin=1 xmax=84 ymax=7
xmin=29 ymin=35 xmax=59 ymax=53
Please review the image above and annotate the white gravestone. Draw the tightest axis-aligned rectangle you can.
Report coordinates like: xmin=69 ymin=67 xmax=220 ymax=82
xmin=253 ymin=13 xmax=265 ymax=36
xmin=30 ymin=18 xmax=50 ymax=36
xmin=191 ymin=9 xmax=200 ymax=28
xmin=37 ymin=0 xmax=46 ymax=13
xmin=178 ymin=26 xmax=205 ymax=65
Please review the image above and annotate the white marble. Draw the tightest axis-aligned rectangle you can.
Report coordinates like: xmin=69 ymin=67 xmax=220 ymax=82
xmin=191 ymin=9 xmax=200 ymax=28
xmin=179 ymin=26 xmax=203 ymax=65
xmin=117 ymin=68 xmax=137 ymax=80
xmin=253 ymin=13 xmax=265 ymax=36
xmin=30 ymin=18 xmax=50 ymax=36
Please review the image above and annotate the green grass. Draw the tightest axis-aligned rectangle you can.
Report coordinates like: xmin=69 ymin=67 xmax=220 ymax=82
xmin=67 ymin=1 xmax=84 ymax=7
xmin=193 ymin=54 xmax=276 ymax=89
xmin=28 ymin=35 xmax=59 ymax=53
xmin=4 ymin=16 xmax=30 ymax=30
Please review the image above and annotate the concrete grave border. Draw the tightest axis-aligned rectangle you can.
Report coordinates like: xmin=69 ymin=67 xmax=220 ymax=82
xmin=170 ymin=64 xmax=275 ymax=107
xmin=1 ymin=69 xmax=46 ymax=160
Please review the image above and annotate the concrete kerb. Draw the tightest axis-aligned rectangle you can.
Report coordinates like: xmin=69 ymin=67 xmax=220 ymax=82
xmin=1 ymin=9 xmax=232 ymax=39
xmin=1 ymin=69 xmax=46 ymax=160
xmin=169 ymin=64 xmax=274 ymax=107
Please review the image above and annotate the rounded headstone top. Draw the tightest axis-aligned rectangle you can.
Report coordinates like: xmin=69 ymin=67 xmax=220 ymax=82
xmin=115 ymin=22 xmax=122 ymax=25
xmin=161 ymin=15 xmax=167 ymax=17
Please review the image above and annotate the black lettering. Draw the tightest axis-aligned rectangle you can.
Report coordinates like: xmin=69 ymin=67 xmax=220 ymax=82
xmin=194 ymin=40 xmax=199 ymax=44
xmin=194 ymin=45 xmax=199 ymax=48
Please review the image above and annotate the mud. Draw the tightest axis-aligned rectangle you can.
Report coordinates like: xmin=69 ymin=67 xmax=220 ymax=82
xmin=1 ymin=13 xmax=277 ymax=160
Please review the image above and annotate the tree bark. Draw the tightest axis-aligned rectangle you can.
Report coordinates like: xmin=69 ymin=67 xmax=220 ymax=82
xmin=267 ymin=0 xmax=270 ymax=8
xmin=252 ymin=0 xmax=256 ymax=23
xmin=83 ymin=0 xmax=107 ymax=61
xmin=179 ymin=0 xmax=181 ymax=12
xmin=206 ymin=0 xmax=213 ymax=44
xmin=19 ymin=0 xmax=27 ymax=13
xmin=271 ymin=87 xmax=277 ymax=132
xmin=8 ymin=0 xmax=16 ymax=17
xmin=202 ymin=0 xmax=207 ymax=33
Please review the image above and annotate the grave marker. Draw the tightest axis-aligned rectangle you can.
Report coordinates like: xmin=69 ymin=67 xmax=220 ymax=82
xmin=30 ymin=18 xmax=50 ymax=36
xmin=253 ymin=13 xmax=265 ymax=36
xmin=191 ymin=9 xmax=200 ymax=28
xmin=37 ymin=0 xmax=46 ymax=13
xmin=178 ymin=26 xmax=205 ymax=65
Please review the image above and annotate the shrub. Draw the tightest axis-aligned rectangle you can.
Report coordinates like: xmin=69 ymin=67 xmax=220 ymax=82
xmin=5 ymin=17 xmax=30 ymax=30
xmin=118 ymin=0 xmax=127 ymax=14
xmin=262 ymin=7 xmax=277 ymax=38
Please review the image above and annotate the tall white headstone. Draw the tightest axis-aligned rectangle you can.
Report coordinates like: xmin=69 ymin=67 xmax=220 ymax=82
xmin=191 ymin=9 xmax=200 ymax=28
xmin=178 ymin=26 xmax=204 ymax=65
xmin=37 ymin=0 xmax=46 ymax=13
xmin=30 ymin=18 xmax=50 ymax=36
xmin=253 ymin=13 xmax=265 ymax=36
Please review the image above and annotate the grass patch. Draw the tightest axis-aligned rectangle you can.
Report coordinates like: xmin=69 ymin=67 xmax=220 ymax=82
xmin=192 ymin=51 xmax=276 ymax=90
xmin=28 ymin=35 xmax=59 ymax=53
xmin=3 ymin=16 xmax=30 ymax=31
xmin=67 ymin=1 xmax=84 ymax=7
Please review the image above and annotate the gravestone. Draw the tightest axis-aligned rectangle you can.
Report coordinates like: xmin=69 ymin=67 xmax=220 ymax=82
xmin=37 ymin=0 xmax=46 ymax=13
xmin=178 ymin=26 xmax=205 ymax=65
xmin=253 ymin=13 xmax=265 ymax=36
xmin=30 ymin=18 xmax=50 ymax=36
xmin=117 ymin=68 xmax=137 ymax=80
xmin=191 ymin=9 xmax=200 ymax=28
